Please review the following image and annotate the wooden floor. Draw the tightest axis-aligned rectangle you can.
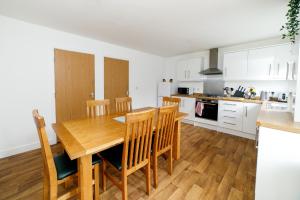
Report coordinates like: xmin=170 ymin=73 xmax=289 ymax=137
xmin=0 ymin=123 xmax=257 ymax=200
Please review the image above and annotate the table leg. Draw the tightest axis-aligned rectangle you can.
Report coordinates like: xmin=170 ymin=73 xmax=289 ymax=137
xmin=173 ymin=120 xmax=181 ymax=160
xmin=78 ymin=154 xmax=93 ymax=200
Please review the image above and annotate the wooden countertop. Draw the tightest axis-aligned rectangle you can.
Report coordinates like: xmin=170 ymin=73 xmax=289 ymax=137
xmin=256 ymin=109 xmax=300 ymax=134
xmin=172 ymin=94 xmax=263 ymax=104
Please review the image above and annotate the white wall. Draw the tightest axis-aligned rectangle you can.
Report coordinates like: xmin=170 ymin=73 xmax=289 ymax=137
xmin=0 ymin=15 xmax=164 ymax=158
xmin=164 ymin=38 xmax=298 ymax=95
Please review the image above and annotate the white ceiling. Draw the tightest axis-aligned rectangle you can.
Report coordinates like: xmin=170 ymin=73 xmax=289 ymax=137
xmin=0 ymin=0 xmax=288 ymax=56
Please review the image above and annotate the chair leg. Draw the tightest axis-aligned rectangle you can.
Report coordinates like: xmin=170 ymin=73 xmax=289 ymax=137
xmin=145 ymin=163 xmax=151 ymax=195
xmin=94 ymin=164 xmax=100 ymax=200
xmin=43 ymin=176 xmax=49 ymax=200
xmin=167 ymin=149 xmax=173 ymax=175
xmin=49 ymin=183 xmax=57 ymax=200
xmin=153 ymin=156 xmax=158 ymax=188
xmin=102 ymin=161 xmax=107 ymax=192
xmin=121 ymin=175 xmax=128 ymax=200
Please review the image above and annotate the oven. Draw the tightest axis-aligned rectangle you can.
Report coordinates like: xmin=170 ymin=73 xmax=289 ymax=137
xmin=195 ymin=99 xmax=218 ymax=121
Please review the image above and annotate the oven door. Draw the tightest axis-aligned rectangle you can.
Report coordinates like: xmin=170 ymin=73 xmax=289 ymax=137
xmin=195 ymin=100 xmax=218 ymax=121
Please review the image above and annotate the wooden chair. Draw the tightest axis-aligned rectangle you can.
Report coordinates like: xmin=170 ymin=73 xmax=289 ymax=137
xmin=100 ymin=109 xmax=156 ymax=200
xmin=162 ymin=97 xmax=181 ymax=111
xmin=115 ymin=97 xmax=132 ymax=114
xmin=87 ymin=99 xmax=110 ymax=117
xmin=32 ymin=109 xmax=102 ymax=200
xmin=152 ymin=105 xmax=177 ymax=188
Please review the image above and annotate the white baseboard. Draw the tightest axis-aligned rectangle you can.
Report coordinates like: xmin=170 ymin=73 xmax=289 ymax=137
xmin=194 ymin=121 xmax=218 ymax=131
xmin=182 ymin=119 xmax=194 ymax=125
xmin=0 ymin=138 xmax=57 ymax=159
xmin=194 ymin=121 xmax=255 ymax=140
xmin=217 ymin=127 xmax=255 ymax=140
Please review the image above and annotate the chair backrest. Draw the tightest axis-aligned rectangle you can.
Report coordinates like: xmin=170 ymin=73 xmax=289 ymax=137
xmin=162 ymin=97 xmax=181 ymax=107
xmin=115 ymin=97 xmax=132 ymax=114
xmin=32 ymin=110 xmax=57 ymax=182
xmin=86 ymin=99 xmax=110 ymax=117
xmin=122 ymin=109 xmax=155 ymax=174
xmin=154 ymin=105 xmax=177 ymax=156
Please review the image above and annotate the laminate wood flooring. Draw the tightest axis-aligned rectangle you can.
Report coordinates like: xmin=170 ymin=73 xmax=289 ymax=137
xmin=0 ymin=123 xmax=257 ymax=200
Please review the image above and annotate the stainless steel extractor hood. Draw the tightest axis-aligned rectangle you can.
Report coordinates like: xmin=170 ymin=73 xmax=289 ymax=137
xmin=200 ymin=48 xmax=222 ymax=75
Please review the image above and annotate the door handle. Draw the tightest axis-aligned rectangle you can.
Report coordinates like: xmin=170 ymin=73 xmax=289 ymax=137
xmin=245 ymin=106 xmax=248 ymax=117
xmin=269 ymin=64 xmax=272 ymax=76
xmin=90 ymin=92 xmax=95 ymax=99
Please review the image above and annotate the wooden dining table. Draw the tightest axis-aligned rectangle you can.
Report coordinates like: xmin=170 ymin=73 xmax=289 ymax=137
xmin=52 ymin=107 xmax=187 ymax=200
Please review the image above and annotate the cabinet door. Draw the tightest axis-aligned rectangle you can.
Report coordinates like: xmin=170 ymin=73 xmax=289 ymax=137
xmin=188 ymin=58 xmax=205 ymax=81
xmin=176 ymin=60 xmax=188 ymax=81
xmin=247 ymin=47 xmax=275 ymax=80
xmin=183 ymin=97 xmax=195 ymax=120
xmin=242 ymin=103 xmax=261 ymax=134
xmin=274 ymin=44 xmax=297 ymax=80
xmin=223 ymin=51 xmax=248 ymax=80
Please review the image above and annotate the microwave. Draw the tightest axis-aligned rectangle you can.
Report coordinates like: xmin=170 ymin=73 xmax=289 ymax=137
xmin=178 ymin=87 xmax=193 ymax=95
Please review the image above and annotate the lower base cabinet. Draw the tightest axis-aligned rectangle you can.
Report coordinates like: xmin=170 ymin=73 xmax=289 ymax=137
xmin=255 ymin=127 xmax=300 ymax=200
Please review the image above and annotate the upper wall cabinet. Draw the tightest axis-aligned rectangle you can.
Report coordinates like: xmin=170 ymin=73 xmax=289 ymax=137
xmin=176 ymin=57 xmax=205 ymax=81
xmin=247 ymin=47 xmax=275 ymax=80
xmin=223 ymin=43 xmax=298 ymax=81
xmin=223 ymin=51 xmax=248 ymax=80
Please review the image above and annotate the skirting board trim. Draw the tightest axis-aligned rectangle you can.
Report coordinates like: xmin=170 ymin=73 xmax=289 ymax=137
xmin=194 ymin=121 xmax=255 ymax=140
xmin=0 ymin=138 xmax=57 ymax=159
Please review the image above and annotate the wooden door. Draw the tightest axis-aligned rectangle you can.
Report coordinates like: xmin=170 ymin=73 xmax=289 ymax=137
xmin=104 ymin=57 xmax=129 ymax=114
xmin=55 ymin=49 xmax=95 ymax=123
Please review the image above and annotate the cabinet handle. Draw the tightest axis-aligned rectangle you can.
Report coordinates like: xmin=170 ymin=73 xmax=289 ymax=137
xmin=223 ymin=121 xmax=236 ymax=126
xmin=223 ymin=109 xmax=236 ymax=112
xmin=224 ymin=103 xmax=237 ymax=106
xmin=223 ymin=116 xmax=236 ymax=119
xmin=255 ymin=126 xmax=259 ymax=148
xmin=269 ymin=64 xmax=272 ymax=76
xmin=286 ymin=62 xmax=289 ymax=80
xmin=277 ymin=63 xmax=280 ymax=75
xmin=245 ymin=106 xmax=248 ymax=117
xmin=292 ymin=63 xmax=296 ymax=80
xmin=188 ymin=70 xmax=191 ymax=79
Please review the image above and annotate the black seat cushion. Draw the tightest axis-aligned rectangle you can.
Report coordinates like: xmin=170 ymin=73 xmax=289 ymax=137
xmin=54 ymin=153 xmax=77 ymax=180
xmin=100 ymin=144 xmax=123 ymax=171
xmin=54 ymin=153 xmax=102 ymax=180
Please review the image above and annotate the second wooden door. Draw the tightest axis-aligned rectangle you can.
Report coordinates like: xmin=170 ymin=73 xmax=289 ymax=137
xmin=104 ymin=57 xmax=129 ymax=114
xmin=55 ymin=49 xmax=95 ymax=123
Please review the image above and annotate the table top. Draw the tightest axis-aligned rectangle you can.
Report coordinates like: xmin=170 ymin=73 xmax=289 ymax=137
xmin=52 ymin=107 xmax=187 ymax=160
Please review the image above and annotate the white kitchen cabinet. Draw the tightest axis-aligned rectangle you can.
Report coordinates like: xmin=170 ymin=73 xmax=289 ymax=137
xmin=256 ymin=127 xmax=300 ymax=200
xmin=223 ymin=51 xmax=248 ymax=80
xmin=242 ymin=103 xmax=261 ymax=134
xmin=176 ymin=60 xmax=189 ymax=81
xmin=173 ymin=96 xmax=195 ymax=122
xmin=176 ymin=58 xmax=205 ymax=81
xmin=247 ymin=47 xmax=275 ymax=80
xmin=218 ymin=100 xmax=244 ymax=131
xmin=273 ymin=44 xmax=297 ymax=80
xmin=218 ymin=101 xmax=261 ymax=134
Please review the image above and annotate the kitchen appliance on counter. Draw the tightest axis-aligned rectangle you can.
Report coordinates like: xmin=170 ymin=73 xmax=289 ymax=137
xmin=233 ymin=86 xmax=246 ymax=97
xmin=177 ymin=87 xmax=193 ymax=95
xmin=195 ymin=99 xmax=218 ymax=121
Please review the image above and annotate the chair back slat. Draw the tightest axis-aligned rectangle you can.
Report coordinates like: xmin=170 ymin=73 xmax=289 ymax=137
xmin=122 ymin=109 xmax=155 ymax=173
xmin=32 ymin=109 xmax=57 ymax=182
xmin=115 ymin=97 xmax=132 ymax=114
xmin=154 ymin=105 xmax=177 ymax=155
xmin=87 ymin=99 xmax=110 ymax=117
